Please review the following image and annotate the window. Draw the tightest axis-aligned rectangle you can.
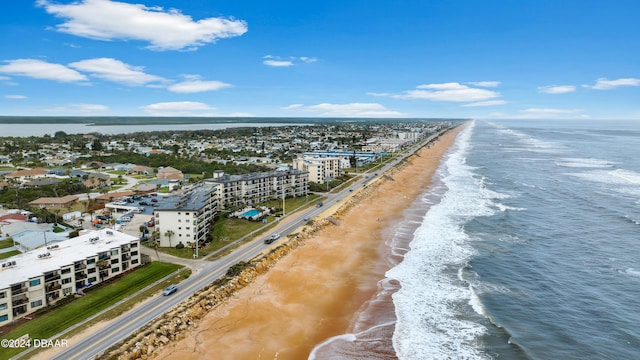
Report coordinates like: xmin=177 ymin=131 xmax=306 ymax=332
xmin=31 ymin=299 xmax=43 ymax=308
xmin=110 ymin=249 xmax=119 ymax=256
xmin=111 ymin=259 xmax=119 ymax=264
xmin=87 ymin=258 xmax=96 ymax=264
xmin=62 ymin=287 xmax=72 ymax=296
xmin=61 ymin=268 xmax=71 ymax=274
xmin=88 ymin=268 xmax=96 ymax=274
xmin=132 ymin=259 xmax=139 ymax=264
xmin=178 ymin=219 xmax=181 ymax=222
xmin=0 ymin=292 xmax=5 ymax=299
xmin=186 ymin=219 xmax=190 ymax=223
xmin=0 ymin=303 xmax=7 ymax=310
xmin=0 ymin=314 xmax=8 ymax=322
xmin=131 ymin=243 xmax=138 ymax=248
xmin=62 ymin=278 xmax=72 ymax=285
xmin=112 ymin=267 xmax=120 ymax=274
xmin=29 ymin=279 xmax=41 ymax=287
xmin=88 ymin=277 xmax=97 ymax=283
xmin=185 ymin=212 xmax=189 ymax=215
xmin=186 ymin=227 xmax=190 ymax=230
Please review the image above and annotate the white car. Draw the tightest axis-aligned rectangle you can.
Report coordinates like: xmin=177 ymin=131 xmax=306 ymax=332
xmin=264 ymin=233 xmax=280 ymax=244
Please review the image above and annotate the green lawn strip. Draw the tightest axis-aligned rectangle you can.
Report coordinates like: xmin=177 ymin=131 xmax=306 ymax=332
xmin=0 ymin=262 xmax=183 ymax=360
xmin=0 ymin=250 xmax=21 ymax=260
xmin=0 ymin=239 xmax=15 ymax=249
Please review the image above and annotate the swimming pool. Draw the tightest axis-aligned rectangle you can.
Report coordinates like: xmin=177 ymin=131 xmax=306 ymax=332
xmin=241 ymin=209 xmax=261 ymax=217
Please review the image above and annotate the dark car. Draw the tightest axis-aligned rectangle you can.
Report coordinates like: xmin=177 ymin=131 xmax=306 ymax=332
xmin=316 ymin=202 xmax=323 ymax=208
xmin=139 ymin=201 xmax=150 ymax=206
xmin=163 ymin=284 xmax=177 ymax=296
xmin=151 ymin=198 xmax=158 ymax=202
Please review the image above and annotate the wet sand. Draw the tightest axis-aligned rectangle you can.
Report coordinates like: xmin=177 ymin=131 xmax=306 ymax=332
xmin=155 ymin=128 xmax=463 ymax=360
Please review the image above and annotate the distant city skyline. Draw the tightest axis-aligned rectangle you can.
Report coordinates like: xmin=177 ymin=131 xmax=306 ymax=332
xmin=1 ymin=0 xmax=639 ymax=120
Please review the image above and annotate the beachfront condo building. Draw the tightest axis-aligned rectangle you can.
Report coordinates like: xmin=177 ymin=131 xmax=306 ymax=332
xmin=292 ymin=155 xmax=343 ymax=184
xmin=0 ymin=229 xmax=141 ymax=325
xmin=205 ymin=168 xmax=309 ymax=210
xmin=153 ymin=183 xmax=218 ymax=249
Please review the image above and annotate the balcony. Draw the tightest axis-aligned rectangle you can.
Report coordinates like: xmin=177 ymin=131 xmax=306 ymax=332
xmin=45 ymin=273 xmax=61 ymax=282
xmin=11 ymin=286 xmax=27 ymax=295
xmin=75 ymin=272 xmax=87 ymax=279
xmin=74 ymin=263 xmax=86 ymax=270
xmin=12 ymin=296 xmax=28 ymax=307
xmin=46 ymin=283 xmax=61 ymax=292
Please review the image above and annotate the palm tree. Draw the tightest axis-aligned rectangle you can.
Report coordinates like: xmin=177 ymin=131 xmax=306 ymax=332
xmin=164 ymin=229 xmax=175 ymax=248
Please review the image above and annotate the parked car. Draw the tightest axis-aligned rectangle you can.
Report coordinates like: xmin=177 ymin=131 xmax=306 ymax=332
xmin=264 ymin=233 xmax=280 ymax=244
xmin=151 ymin=198 xmax=158 ymax=203
xmin=163 ymin=284 xmax=177 ymax=296
xmin=139 ymin=201 xmax=150 ymax=206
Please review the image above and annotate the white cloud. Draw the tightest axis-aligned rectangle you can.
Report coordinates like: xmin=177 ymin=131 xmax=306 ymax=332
xmin=69 ymin=58 xmax=165 ymax=86
xmin=167 ymin=79 xmax=231 ymax=93
xmin=263 ymin=60 xmax=294 ymax=67
xmin=4 ymin=95 xmax=27 ymax=99
xmin=468 ymin=81 xmax=501 ymax=87
xmin=283 ymin=102 xmax=406 ymax=117
xmin=43 ymin=103 xmax=109 ymax=114
xmin=37 ymin=0 xmax=247 ymax=51
xmin=538 ymin=85 xmax=576 ymax=94
xmin=0 ymin=59 xmax=87 ymax=82
xmin=262 ymin=55 xmax=317 ymax=67
xmin=462 ymin=100 xmax=507 ymax=107
xmin=585 ymin=77 xmax=640 ymax=90
xmin=281 ymin=104 xmax=304 ymax=110
xmin=140 ymin=101 xmax=215 ymax=116
xmin=392 ymin=82 xmax=500 ymax=102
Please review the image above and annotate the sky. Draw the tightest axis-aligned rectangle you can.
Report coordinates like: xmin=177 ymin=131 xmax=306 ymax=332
xmin=0 ymin=0 xmax=639 ymax=119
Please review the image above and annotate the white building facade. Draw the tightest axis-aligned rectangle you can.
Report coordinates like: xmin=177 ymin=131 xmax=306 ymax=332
xmin=154 ymin=183 xmax=218 ymax=249
xmin=205 ymin=169 xmax=309 ymax=210
xmin=0 ymin=229 xmax=141 ymax=325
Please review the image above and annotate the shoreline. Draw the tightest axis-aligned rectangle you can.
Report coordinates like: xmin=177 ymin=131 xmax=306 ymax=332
xmin=152 ymin=126 xmax=464 ymax=359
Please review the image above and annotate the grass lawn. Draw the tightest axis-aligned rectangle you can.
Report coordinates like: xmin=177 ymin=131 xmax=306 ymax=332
xmin=0 ymin=250 xmax=20 ymax=260
xmin=0 ymin=239 xmax=14 ymax=249
xmin=0 ymin=261 xmax=184 ymax=360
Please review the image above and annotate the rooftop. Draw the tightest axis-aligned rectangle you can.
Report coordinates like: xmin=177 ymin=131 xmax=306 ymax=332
xmin=155 ymin=183 xmax=217 ymax=212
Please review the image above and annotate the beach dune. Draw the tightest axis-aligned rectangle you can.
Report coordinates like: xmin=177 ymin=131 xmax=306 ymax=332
xmin=154 ymin=127 xmax=462 ymax=360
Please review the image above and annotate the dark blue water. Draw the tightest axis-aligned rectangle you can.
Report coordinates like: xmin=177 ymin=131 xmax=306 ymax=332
xmin=389 ymin=120 xmax=640 ymax=359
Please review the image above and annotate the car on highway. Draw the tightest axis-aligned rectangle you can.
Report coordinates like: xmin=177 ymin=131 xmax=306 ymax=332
xmin=316 ymin=202 xmax=323 ymax=207
xmin=303 ymin=216 xmax=311 ymax=221
xmin=163 ymin=284 xmax=177 ymax=296
xmin=264 ymin=233 xmax=280 ymax=244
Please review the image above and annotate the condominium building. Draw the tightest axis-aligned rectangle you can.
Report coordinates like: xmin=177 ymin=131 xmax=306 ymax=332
xmin=154 ymin=183 xmax=218 ymax=249
xmin=205 ymin=168 xmax=309 ymax=210
xmin=0 ymin=229 xmax=141 ymax=325
xmin=292 ymin=156 xmax=342 ymax=184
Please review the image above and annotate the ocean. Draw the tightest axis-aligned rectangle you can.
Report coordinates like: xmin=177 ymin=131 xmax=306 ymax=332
xmin=385 ymin=119 xmax=640 ymax=359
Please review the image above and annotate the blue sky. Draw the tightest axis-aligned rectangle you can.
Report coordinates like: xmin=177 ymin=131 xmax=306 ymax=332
xmin=1 ymin=0 xmax=639 ymax=119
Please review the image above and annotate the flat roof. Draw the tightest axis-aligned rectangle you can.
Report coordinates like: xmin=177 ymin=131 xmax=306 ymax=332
xmin=0 ymin=229 xmax=138 ymax=290
xmin=155 ymin=183 xmax=216 ymax=212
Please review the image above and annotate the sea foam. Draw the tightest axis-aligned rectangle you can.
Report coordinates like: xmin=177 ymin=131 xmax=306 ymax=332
xmin=387 ymin=122 xmax=493 ymax=360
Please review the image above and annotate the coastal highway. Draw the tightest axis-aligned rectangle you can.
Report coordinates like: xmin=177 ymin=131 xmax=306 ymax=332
xmin=42 ymin=128 xmax=451 ymax=359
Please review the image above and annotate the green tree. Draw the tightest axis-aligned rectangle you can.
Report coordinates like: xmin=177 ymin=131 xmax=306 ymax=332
xmin=163 ymin=229 xmax=175 ymax=248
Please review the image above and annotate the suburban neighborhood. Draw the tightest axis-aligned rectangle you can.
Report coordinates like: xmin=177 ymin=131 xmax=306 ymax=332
xmin=0 ymin=120 xmax=450 ymax=331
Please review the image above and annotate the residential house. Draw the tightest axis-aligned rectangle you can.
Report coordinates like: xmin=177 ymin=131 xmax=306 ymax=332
xmin=156 ymin=166 xmax=183 ymax=181
xmin=28 ymin=195 xmax=78 ymax=209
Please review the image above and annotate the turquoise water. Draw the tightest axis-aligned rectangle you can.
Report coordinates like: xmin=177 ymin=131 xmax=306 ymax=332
xmin=241 ymin=209 xmax=261 ymax=217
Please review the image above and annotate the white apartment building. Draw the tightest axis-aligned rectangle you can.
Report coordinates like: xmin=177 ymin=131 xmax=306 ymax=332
xmin=0 ymin=229 xmax=141 ymax=325
xmin=205 ymin=169 xmax=309 ymax=210
xmin=292 ymin=156 xmax=342 ymax=183
xmin=154 ymin=183 xmax=218 ymax=249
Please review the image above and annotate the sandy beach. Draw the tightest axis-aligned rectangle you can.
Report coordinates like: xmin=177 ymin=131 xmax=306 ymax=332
xmin=153 ymin=127 xmax=463 ymax=360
